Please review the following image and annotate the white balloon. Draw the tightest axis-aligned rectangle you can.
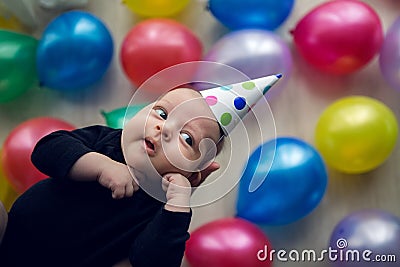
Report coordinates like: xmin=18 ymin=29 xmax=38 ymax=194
xmin=0 ymin=0 xmax=89 ymax=29
xmin=0 ymin=1 xmax=13 ymax=19
xmin=39 ymin=0 xmax=88 ymax=10
xmin=1 ymin=0 xmax=37 ymax=27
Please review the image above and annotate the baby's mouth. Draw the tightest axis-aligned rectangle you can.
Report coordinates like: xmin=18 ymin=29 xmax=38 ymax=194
xmin=144 ymin=138 xmax=156 ymax=155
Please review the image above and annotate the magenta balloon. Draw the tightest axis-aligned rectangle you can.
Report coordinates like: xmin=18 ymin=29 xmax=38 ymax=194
xmin=380 ymin=17 xmax=400 ymax=91
xmin=199 ymin=29 xmax=292 ymax=98
xmin=292 ymin=0 xmax=383 ymax=75
xmin=186 ymin=218 xmax=272 ymax=267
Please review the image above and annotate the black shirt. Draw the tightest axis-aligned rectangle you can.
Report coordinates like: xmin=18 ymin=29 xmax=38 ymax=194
xmin=0 ymin=125 xmax=191 ymax=267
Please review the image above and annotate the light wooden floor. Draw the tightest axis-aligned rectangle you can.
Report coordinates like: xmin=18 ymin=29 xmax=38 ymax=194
xmin=1 ymin=1 xmax=400 ymax=267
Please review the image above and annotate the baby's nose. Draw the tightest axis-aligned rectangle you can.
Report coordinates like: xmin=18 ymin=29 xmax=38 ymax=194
xmin=155 ymin=121 xmax=174 ymax=141
xmin=162 ymin=126 xmax=172 ymax=141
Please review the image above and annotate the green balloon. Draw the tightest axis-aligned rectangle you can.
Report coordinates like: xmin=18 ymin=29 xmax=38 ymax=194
xmin=0 ymin=30 xmax=38 ymax=103
xmin=101 ymin=103 xmax=149 ymax=129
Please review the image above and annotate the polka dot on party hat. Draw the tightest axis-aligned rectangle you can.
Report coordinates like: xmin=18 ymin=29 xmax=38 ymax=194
xmin=234 ymin=97 xmax=247 ymax=110
xmin=200 ymin=74 xmax=282 ymax=135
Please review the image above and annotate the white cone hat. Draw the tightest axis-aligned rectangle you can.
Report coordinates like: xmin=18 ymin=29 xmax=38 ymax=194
xmin=200 ymin=74 xmax=282 ymax=135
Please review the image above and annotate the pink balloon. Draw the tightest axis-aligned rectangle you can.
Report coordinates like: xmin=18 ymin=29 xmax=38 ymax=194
xmin=1 ymin=117 xmax=75 ymax=193
xmin=292 ymin=0 xmax=383 ymax=75
xmin=185 ymin=218 xmax=272 ymax=267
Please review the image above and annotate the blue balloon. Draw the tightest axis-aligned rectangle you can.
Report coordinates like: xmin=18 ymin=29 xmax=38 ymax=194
xmin=208 ymin=0 xmax=295 ymax=30
xmin=236 ymin=137 xmax=328 ymax=225
xmin=37 ymin=11 xmax=113 ymax=91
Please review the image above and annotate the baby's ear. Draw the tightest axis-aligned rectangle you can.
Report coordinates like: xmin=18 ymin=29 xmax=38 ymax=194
xmin=188 ymin=162 xmax=220 ymax=187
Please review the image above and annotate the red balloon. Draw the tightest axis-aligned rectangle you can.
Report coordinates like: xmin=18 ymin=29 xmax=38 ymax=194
xmin=1 ymin=117 xmax=75 ymax=193
xmin=185 ymin=218 xmax=272 ymax=267
xmin=292 ymin=0 xmax=383 ymax=75
xmin=120 ymin=18 xmax=202 ymax=88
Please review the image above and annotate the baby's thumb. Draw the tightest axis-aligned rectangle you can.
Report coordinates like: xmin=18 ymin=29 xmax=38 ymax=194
xmin=162 ymin=175 xmax=171 ymax=192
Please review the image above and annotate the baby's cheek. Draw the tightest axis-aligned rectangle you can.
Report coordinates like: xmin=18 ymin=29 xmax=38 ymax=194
xmin=124 ymin=146 xmax=136 ymax=167
xmin=162 ymin=143 xmax=197 ymax=173
xmin=124 ymin=142 xmax=142 ymax=166
xmin=178 ymin=142 xmax=199 ymax=161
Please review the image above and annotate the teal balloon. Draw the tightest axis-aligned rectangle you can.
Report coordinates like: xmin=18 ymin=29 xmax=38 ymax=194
xmin=101 ymin=104 xmax=148 ymax=129
xmin=37 ymin=11 xmax=113 ymax=91
xmin=236 ymin=137 xmax=328 ymax=225
xmin=0 ymin=30 xmax=38 ymax=103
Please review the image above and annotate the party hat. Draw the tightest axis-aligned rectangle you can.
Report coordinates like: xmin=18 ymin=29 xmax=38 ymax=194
xmin=200 ymin=74 xmax=282 ymax=135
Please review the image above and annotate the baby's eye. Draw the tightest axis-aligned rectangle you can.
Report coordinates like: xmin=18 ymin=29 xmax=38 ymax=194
xmin=155 ymin=108 xmax=168 ymax=120
xmin=180 ymin=132 xmax=193 ymax=147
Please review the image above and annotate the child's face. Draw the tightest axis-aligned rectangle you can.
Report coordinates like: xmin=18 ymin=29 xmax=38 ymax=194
xmin=122 ymin=88 xmax=221 ymax=180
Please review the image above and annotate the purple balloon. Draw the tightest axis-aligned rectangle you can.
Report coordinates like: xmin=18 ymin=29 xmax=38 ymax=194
xmin=380 ymin=17 xmax=400 ymax=91
xmin=329 ymin=209 xmax=400 ymax=267
xmin=196 ymin=30 xmax=292 ymax=98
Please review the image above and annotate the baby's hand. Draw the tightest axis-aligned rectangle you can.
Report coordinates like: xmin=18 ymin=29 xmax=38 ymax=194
xmin=97 ymin=161 xmax=139 ymax=199
xmin=162 ymin=173 xmax=191 ymax=213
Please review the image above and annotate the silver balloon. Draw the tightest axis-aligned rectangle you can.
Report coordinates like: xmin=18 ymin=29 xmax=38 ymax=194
xmin=1 ymin=0 xmax=36 ymax=27
xmin=39 ymin=0 xmax=88 ymax=10
xmin=329 ymin=209 xmax=400 ymax=267
xmin=198 ymin=29 xmax=292 ymax=99
xmin=1 ymin=0 xmax=89 ymax=29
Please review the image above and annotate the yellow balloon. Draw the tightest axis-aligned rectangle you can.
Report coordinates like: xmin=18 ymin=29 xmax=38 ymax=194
xmin=0 ymin=151 xmax=19 ymax=211
xmin=315 ymin=96 xmax=398 ymax=174
xmin=123 ymin=0 xmax=190 ymax=17
xmin=0 ymin=4 xmax=24 ymax=31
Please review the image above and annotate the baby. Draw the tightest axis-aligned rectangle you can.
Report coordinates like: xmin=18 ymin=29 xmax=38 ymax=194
xmin=0 ymin=74 xmax=280 ymax=267
xmin=0 ymin=87 xmax=222 ymax=267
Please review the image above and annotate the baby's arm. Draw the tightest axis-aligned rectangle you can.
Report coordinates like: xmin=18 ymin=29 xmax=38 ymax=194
xmin=127 ymin=173 xmax=192 ymax=266
xmin=68 ymin=152 xmax=138 ymax=198
xmin=31 ymin=125 xmax=138 ymax=198
xmin=128 ymin=210 xmax=191 ymax=267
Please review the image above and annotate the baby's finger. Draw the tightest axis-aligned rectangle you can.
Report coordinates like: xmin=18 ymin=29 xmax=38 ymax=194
xmin=132 ymin=180 xmax=139 ymax=192
xmin=112 ymin=187 xmax=125 ymax=199
xmin=125 ymin=183 xmax=134 ymax=197
xmin=162 ymin=177 xmax=170 ymax=192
